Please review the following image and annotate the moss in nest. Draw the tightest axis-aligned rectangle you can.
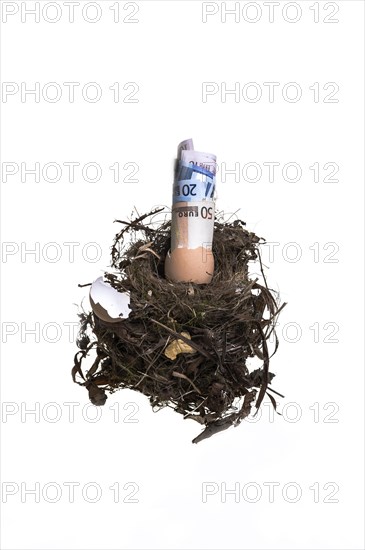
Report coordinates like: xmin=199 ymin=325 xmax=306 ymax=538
xmin=72 ymin=207 xmax=286 ymax=443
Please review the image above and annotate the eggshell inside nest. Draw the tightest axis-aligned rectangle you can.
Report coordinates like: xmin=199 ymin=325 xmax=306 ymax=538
xmin=89 ymin=276 xmax=131 ymax=323
xmin=164 ymin=247 xmax=214 ymax=284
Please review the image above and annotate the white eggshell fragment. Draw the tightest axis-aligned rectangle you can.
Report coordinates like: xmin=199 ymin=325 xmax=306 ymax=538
xmin=89 ymin=276 xmax=131 ymax=323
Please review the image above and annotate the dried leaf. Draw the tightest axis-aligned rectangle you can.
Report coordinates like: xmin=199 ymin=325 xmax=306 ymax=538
xmin=164 ymin=331 xmax=195 ymax=360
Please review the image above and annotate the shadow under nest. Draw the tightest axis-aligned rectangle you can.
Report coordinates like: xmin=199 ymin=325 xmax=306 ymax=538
xmin=72 ymin=207 xmax=286 ymax=443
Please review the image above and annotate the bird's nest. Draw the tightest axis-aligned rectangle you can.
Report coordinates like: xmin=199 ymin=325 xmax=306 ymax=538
xmin=72 ymin=207 xmax=286 ymax=443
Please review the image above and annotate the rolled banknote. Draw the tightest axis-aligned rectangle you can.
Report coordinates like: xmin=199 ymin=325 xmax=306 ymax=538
xmin=165 ymin=139 xmax=216 ymax=284
xmin=180 ymin=149 xmax=216 ymax=176
xmin=177 ymin=138 xmax=194 ymax=158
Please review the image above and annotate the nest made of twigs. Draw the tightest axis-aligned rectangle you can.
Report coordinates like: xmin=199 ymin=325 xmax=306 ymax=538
xmin=72 ymin=207 xmax=285 ymax=443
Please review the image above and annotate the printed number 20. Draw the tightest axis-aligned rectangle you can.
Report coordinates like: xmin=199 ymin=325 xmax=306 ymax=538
xmin=180 ymin=184 xmax=196 ymax=196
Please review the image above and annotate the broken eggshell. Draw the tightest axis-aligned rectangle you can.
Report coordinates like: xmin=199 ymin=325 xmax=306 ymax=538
xmin=89 ymin=276 xmax=131 ymax=323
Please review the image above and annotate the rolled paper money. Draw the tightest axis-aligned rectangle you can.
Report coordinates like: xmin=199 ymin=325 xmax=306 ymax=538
xmin=165 ymin=139 xmax=216 ymax=284
xmin=177 ymin=138 xmax=194 ymax=158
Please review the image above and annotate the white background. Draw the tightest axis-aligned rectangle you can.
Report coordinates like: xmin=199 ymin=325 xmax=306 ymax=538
xmin=0 ymin=1 xmax=364 ymax=549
